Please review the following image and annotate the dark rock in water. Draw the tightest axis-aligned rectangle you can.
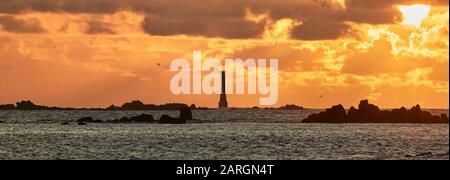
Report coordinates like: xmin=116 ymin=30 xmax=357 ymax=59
xmin=77 ymin=117 xmax=95 ymax=123
xmin=107 ymin=114 xmax=156 ymax=124
xmin=441 ymin=114 xmax=449 ymax=123
xmin=159 ymin=113 xmax=187 ymax=124
xmin=93 ymin=119 xmax=103 ymax=123
xmin=406 ymin=105 xmax=421 ymax=123
xmin=302 ymin=99 xmax=448 ymax=124
xmin=179 ymin=107 xmax=192 ymax=121
xmin=76 ymin=117 xmax=102 ymax=124
xmin=16 ymin=100 xmax=41 ymax=110
xmin=130 ymin=114 xmax=155 ymax=123
xmin=157 ymin=108 xmax=191 ymax=124
xmin=302 ymin=104 xmax=347 ymax=123
xmin=159 ymin=115 xmax=180 ymax=124
xmin=120 ymin=100 xmax=145 ymax=110
xmin=357 ymin=100 xmax=380 ymax=123
xmin=61 ymin=122 xmax=70 ymax=125
xmin=347 ymin=106 xmax=361 ymax=123
xmin=77 ymin=122 xmax=87 ymax=125
xmin=0 ymin=120 xmax=5 ymax=123
xmin=279 ymin=104 xmax=304 ymax=110
xmin=380 ymin=107 xmax=407 ymax=123
xmin=119 ymin=117 xmax=131 ymax=123
xmin=106 ymin=104 xmax=119 ymax=110
xmin=0 ymin=104 xmax=15 ymax=110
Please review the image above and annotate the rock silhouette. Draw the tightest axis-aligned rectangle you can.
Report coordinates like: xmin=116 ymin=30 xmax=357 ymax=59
xmin=302 ymin=104 xmax=348 ymax=123
xmin=109 ymin=114 xmax=156 ymax=123
xmin=106 ymin=105 xmax=119 ymax=110
xmin=120 ymin=100 xmax=145 ymax=110
xmin=0 ymin=100 xmax=191 ymax=111
xmin=0 ymin=120 xmax=5 ymax=123
xmin=159 ymin=115 xmax=180 ymax=124
xmin=74 ymin=111 xmax=187 ymax=124
xmin=160 ymin=108 xmax=191 ymax=124
xmin=119 ymin=117 xmax=130 ymax=123
xmin=119 ymin=100 xmax=189 ymax=110
xmin=129 ymin=114 xmax=155 ymax=123
xmin=77 ymin=117 xmax=95 ymax=123
xmin=16 ymin=100 xmax=46 ymax=110
xmin=0 ymin=104 xmax=15 ymax=110
xmin=76 ymin=117 xmax=104 ymax=124
xmin=77 ymin=122 xmax=87 ymax=125
xmin=179 ymin=107 xmax=192 ymax=121
xmin=93 ymin=119 xmax=103 ymax=123
xmin=441 ymin=114 xmax=449 ymax=122
xmin=279 ymin=104 xmax=304 ymax=110
xmin=303 ymin=100 xmax=449 ymax=124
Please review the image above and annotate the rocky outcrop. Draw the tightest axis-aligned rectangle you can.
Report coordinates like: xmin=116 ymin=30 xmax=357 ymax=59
xmin=119 ymin=117 xmax=130 ymax=123
xmin=179 ymin=107 xmax=192 ymax=121
xmin=0 ymin=120 xmax=5 ymax=123
xmin=0 ymin=104 xmax=15 ymax=110
xmin=1 ymin=100 xmax=191 ymax=111
xmin=74 ymin=110 xmax=189 ymax=124
xmin=120 ymin=100 xmax=146 ymax=110
xmin=16 ymin=100 xmax=46 ymax=110
xmin=303 ymin=100 xmax=449 ymax=124
xmin=159 ymin=115 xmax=182 ymax=124
xmin=441 ymin=114 xmax=449 ymax=123
xmin=77 ymin=114 xmax=155 ymax=124
xmin=76 ymin=117 xmax=102 ymax=124
xmin=130 ymin=114 xmax=155 ymax=123
xmin=346 ymin=100 xmax=382 ymax=123
xmin=160 ymin=108 xmax=191 ymax=124
xmin=77 ymin=122 xmax=87 ymax=125
xmin=77 ymin=117 xmax=95 ymax=123
xmin=302 ymin=104 xmax=348 ymax=123
xmin=279 ymin=104 xmax=304 ymax=110
xmin=119 ymin=100 xmax=189 ymax=111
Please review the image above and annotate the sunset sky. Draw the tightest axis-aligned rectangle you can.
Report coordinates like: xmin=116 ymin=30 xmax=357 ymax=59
xmin=0 ymin=0 xmax=448 ymax=108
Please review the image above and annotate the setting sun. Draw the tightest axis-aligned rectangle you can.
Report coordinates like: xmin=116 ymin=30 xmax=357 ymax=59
xmin=398 ymin=4 xmax=431 ymax=27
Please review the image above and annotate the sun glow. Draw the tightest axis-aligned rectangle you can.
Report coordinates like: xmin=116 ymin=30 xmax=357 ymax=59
xmin=398 ymin=4 xmax=431 ymax=28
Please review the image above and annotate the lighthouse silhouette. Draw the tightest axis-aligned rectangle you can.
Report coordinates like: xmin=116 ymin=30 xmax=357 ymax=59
xmin=218 ymin=71 xmax=228 ymax=108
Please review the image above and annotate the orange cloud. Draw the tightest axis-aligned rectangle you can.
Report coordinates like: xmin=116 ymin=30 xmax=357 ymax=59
xmin=0 ymin=1 xmax=448 ymax=108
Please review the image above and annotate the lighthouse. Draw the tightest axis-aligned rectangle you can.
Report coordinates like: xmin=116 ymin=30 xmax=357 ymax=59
xmin=218 ymin=71 xmax=228 ymax=108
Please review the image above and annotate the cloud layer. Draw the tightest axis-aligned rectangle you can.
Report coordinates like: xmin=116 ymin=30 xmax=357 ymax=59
xmin=1 ymin=0 xmax=448 ymax=39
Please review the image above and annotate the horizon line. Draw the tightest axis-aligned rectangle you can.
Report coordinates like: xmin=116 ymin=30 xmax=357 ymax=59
xmin=0 ymin=99 xmax=448 ymax=110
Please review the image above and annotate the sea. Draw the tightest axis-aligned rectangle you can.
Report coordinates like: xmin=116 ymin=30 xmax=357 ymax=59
xmin=0 ymin=109 xmax=448 ymax=160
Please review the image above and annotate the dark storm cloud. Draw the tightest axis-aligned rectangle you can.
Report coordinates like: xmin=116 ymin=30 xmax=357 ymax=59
xmin=0 ymin=0 xmax=448 ymax=39
xmin=142 ymin=15 xmax=267 ymax=39
xmin=0 ymin=15 xmax=46 ymax=33
xmin=0 ymin=0 xmax=122 ymax=14
xmin=292 ymin=21 xmax=352 ymax=40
